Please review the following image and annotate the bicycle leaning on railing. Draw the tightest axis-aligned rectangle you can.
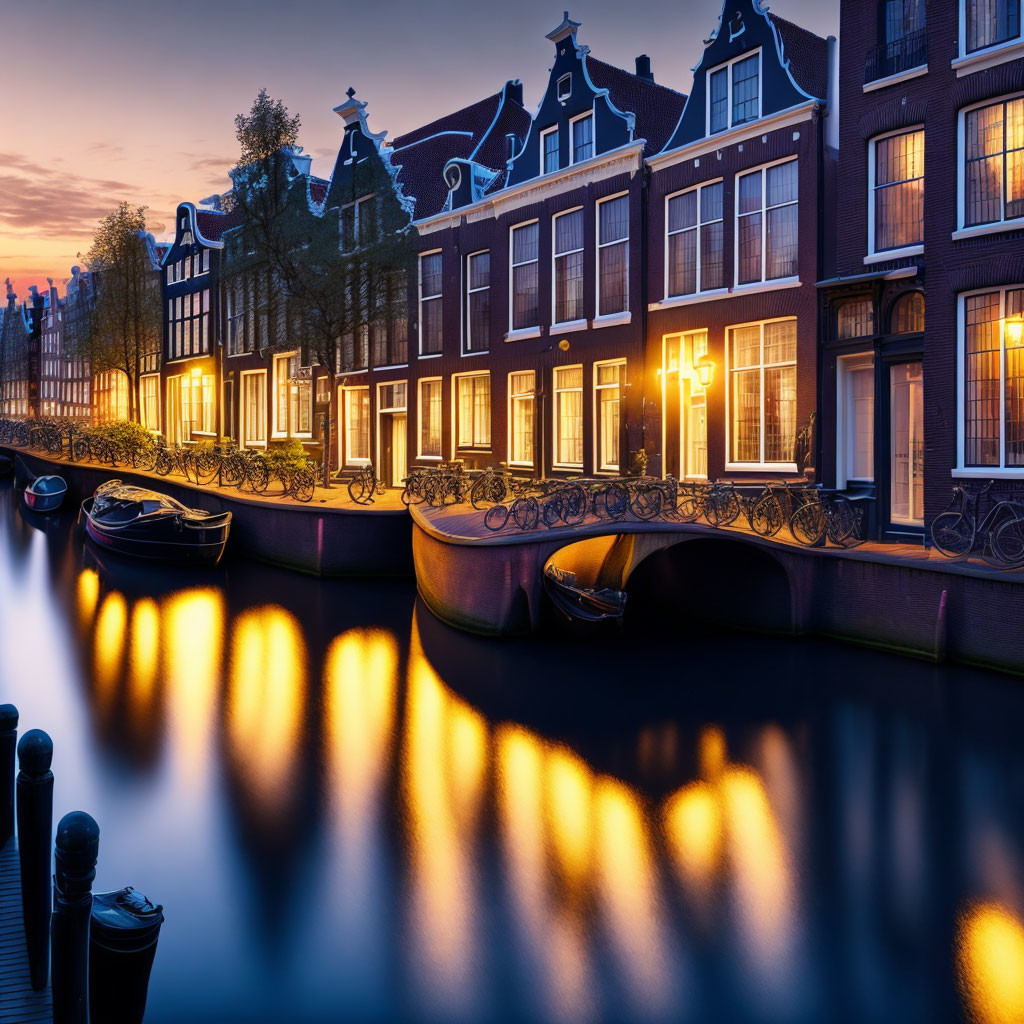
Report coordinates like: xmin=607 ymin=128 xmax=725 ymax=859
xmin=930 ymin=480 xmax=1024 ymax=569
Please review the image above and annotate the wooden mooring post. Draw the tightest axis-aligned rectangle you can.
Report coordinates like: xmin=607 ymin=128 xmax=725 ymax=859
xmin=0 ymin=703 xmax=18 ymax=845
xmin=18 ymin=729 xmax=54 ymax=991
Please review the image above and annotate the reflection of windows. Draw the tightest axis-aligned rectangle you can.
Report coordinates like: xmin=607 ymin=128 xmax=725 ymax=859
xmin=962 ymin=97 xmax=1024 ymax=229
xmin=419 ymin=378 xmax=442 ymax=458
xmin=838 ymin=299 xmax=875 ymax=339
xmin=554 ymin=365 xmax=583 ymax=468
xmin=961 ymin=285 xmax=1024 ymax=469
xmin=464 ymin=252 xmax=490 ymax=353
xmin=419 ymin=252 xmax=443 ymax=354
xmin=892 ymin=292 xmax=925 ymax=333
xmin=553 ymin=209 xmax=585 ymax=324
xmin=509 ymin=370 xmax=535 ymax=466
xmin=273 ymin=353 xmax=312 ymax=436
xmin=510 ymin=221 xmax=540 ymax=330
xmin=871 ymin=129 xmax=924 ymax=253
xmin=344 ymin=386 xmax=370 ymax=462
xmin=728 ymin=318 xmax=797 ymax=466
xmin=597 ymin=195 xmax=629 ymax=316
xmin=709 ymin=51 xmax=760 ymax=134
xmin=737 ymin=160 xmax=798 ymax=284
xmin=595 ymin=360 xmax=624 ymax=471
xmin=541 ymin=128 xmax=559 ymax=174
xmin=571 ymin=112 xmax=593 ymax=163
xmin=965 ymin=0 xmax=1020 ymax=54
xmin=667 ymin=181 xmax=724 ymax=296
xmin=456 ymin=373 xmax=490 ymax=449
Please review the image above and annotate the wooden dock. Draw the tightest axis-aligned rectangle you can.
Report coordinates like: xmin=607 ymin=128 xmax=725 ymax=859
xmin=0 ymin=840 xmax=51 ymax=1023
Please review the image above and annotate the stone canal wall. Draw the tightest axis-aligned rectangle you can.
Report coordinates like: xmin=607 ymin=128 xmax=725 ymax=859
xmin=3 ymin=447 xmax=413 ymax=577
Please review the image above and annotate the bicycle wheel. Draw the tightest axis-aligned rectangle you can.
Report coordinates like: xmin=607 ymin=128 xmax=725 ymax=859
xmin=930 ymin=512 xmax=974 ymax=559
xmin=348 ymin=474 xmax=369 ymax=504
xmin=629 ymin=485 xmax=662 ymax=521
xmin=247 ymin=457 xmax=270 ymax=494
xmin=541 ymin=498 xmax=563 ymax=527
xmin=221 ymin=454 xmax=245 ymax=488
xmin=704 ymin=489 xmax=740 ymax=528
xmin=401 ymin=479 xmax=418 ymax=506
xmin=824 ymin=498 xmax=856 ymax=546
xmin=992 ymin=516 xmax=1024 ymax=568
xmin=561 ymin=484 xmax=588 ymax=525
xmin=292 ymin=469 xmax=315 ymax=503
xmin=511 ymin=496 xmax=540 ymax=531
xmin=133 ymin=445 xmax=158 ymax=472
xmin=484 ymin=504 xmax=510 ymax=531
xmin=749 ymin=495 xmax=783 ymax=536
xmin=193 ymin=451 xmax=221 ymax=485
xmin=789 ymin=502 xmax=826 ymax=546
xmin=72 ymin=437 xmax=89 ymax=462
xmin=154 ymin=449 xmax=172 ymax=476
xmin=470 ymin=475 xmax=490 ymax=509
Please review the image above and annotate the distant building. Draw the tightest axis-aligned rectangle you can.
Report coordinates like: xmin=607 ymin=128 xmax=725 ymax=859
xmin=0 ymin=280 xmax=31 ymax=419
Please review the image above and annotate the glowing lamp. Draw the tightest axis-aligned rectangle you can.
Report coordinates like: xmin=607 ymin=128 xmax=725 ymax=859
xmin=1006 ymin=315 xmax=1024 ymax=345
xmin=695 ymin=355 xmax=715 ymax=388
xmin=558 ymin=339 xmax=570 ymax=352
xmin=191 ymin=366 xmax=202 ymax=378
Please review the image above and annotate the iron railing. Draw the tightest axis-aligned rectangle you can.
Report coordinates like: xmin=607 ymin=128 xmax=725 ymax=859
xmin=864 ymin=27 xmax=928 ymax=84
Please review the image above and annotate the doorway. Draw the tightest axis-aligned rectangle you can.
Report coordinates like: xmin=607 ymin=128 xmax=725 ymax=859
xmin=663 ymin=332 xmax=708 ymax=480
xmin=890 ymin=361 xmax=923 ymax=526
xmin=377 ymin=381 xmax=407 ymax=487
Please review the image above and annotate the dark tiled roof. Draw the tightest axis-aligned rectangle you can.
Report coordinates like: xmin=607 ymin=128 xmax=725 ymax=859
xmin=390 ymin=133 xmax=477 ymax=219
xmin=586 ymin=57 xmax=688 ymax=157
xmin=309 ymin=178 xmax=329 ymax=205
xmin=195 ymin=205 xmax=242 ymax=243
xmin=471 ymin=98 xmax=532 ymax=190
xmin=771 ymin=15 xmax=830 ymax=101
xmin=391 ymin=93 xmax=501 ymax=151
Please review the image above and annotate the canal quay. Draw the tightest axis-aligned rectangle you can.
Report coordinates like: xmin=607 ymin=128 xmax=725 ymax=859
xmin=2 ymin=474 xmax=1024 ymax=1023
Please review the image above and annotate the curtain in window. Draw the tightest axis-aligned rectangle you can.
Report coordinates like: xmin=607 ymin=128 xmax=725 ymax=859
xmin=765 ymin=162 xmax=799 ymax=279
xmin=730 ymin=320 xmax=797 ymax=463
xmin=572 ymin=115 xmax=594 ymax=163
xmin=420 ymin=380 xmax=442 ymax=457
xmin=737 ymin=172 xmax=763 ymax=285
xmin=598 ymin=197 xmax=629 ymax=315
xmin=875 ymin=131 xmax=924 ymax=250
xmin=555 ymin=366 xmax=583 ymax=465
xmin=510 ymin=371 xmax=535 ymax=465
xmin=596 ymin=363 xmax=622 ymax=470
xmin=458 ymin=376 xmax=490 ymax=447
xmin=964 ymin=291 xmax=1001 ymax=466
xmin=420 ymin=254 xmax=443 ymax=354
xmin=668 ymin=191 xmax=698 ymax=296
xmin=967 ymin=0 xmax=1021 ymax=53
xmin=346 ymin=388 xmax=369 ymax=461
xmin=467 ymin=252 xmax=490 ymax=352
xmin=554 ymin=210 xmax=585 ymax=323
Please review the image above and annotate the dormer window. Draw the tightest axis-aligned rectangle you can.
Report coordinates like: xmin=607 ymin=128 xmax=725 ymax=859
xmin=541 ymin=127 xmax=559 ymax=174
xmin=557 ymin=73 xmax=572 ymax=102
xmin=965 ymin=0 xmax=1021 ymax=53
xmin=708 ymin=51 xmax=761 ymax=135
xmin=570 ymin=112 xmax=594 ymax=164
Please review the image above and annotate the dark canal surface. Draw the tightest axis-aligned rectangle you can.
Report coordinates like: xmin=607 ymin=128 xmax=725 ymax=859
xmin=1 ymin=477 xmax=1023 ymax=1023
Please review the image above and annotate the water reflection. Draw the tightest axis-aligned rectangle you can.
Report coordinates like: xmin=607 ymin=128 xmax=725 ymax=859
xmin=2 ymin=482 xmax=1024 ymax=1023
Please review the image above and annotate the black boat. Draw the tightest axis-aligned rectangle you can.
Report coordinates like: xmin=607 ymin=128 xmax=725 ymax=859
xmin=543 ymin=564 xmax=627 ymax=623
xmin=80 ymin=480 xmax=231 ymax=566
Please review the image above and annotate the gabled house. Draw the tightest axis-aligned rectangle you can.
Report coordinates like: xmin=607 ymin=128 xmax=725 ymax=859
xmin=644 ymin=0 xmax=834 ymax=485
xmin=0 ymin=280 xmax=32 ymax=419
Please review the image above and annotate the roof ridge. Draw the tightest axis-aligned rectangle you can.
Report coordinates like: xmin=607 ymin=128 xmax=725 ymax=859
xmin=391 ymin=90 xmax=504 ymax=148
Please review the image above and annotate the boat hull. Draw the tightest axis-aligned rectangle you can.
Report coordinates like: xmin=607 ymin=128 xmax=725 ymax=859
xmin=23 ymin=482 xmax=66 ymax=512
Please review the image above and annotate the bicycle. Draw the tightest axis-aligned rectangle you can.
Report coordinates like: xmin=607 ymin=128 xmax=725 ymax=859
xmin=469 ymin=466 xmax=510 ymax=509
xmin=789 ymin=489 xmax=865 ymax=548
xmin=930 ymin=481 xmax=1024 ymax=567
xmin=702 ymin=480 xmax=743 ymax=528
xmin=277 ymin=464 xmax=316 ymax=503
xmin=348 ymin=463 xmax=386 ymax=505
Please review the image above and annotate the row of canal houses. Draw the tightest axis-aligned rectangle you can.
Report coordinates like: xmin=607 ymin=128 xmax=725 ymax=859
xmin=7 ymin=0 xmax=1024 ymax=546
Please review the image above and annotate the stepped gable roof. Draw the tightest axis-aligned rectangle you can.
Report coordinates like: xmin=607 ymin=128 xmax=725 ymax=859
xmin=586 ymin=57 xmax=687 ymax=157
xmin=771 ymin=14 xmax=830 ymax=103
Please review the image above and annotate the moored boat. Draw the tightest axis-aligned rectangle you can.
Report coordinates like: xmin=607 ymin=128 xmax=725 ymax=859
xmin=543 ymin=564 xmax=627 ymax=623
xmin=80 ymin=480 xmax=231 ymax=566
xmin=23 ymin=475 xmax=67 ymax=512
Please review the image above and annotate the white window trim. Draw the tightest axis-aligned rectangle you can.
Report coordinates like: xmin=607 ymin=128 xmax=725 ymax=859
xmin=340 ymin=193 xmax=379 ymax=252
xmin=593 ymin=358 xmax=626 ymax=473
xmin=867 ymin=125 xmax=925 ymax=260
xmin=418 ymin=249 xmax=443 ymax=357
xmin=507 ymin=369 xmax=536 ymax=469
xmin=734 ymin=156 xmax=798 ymax=287
xmin=451 ymin=370 xmax=492 ymax=455
xmin=552 ymin=205 xmax=585 ymax=328
xmin=596 ymin=190 xmax=630 ymax=319
xmin=341 ymin=384 xmax=371 ymax=466
xmin=140 ymin=372 xmax=162 ymax=434
xmin=417 ymin=376 xmax=443 ymax=461
xmin=706 ymin=48 xmax=763 ymax=136
xmin=569 ymin=109 xmax=596 ymax=166
xmin=557 ymin=73 xmax=572 ymax=102
xmin=552 ymin=363 xmax=585 ymax=471
xmin=239 ymin=369 xmax=268 ymax=449
xmin=664 ymin=178 xmax=725 ymax=299
xmin=375 ymin=379 xmax=408 ymax=481
xmin=955 ymin=3 xmax=1024 ymax=71
xmin=509 ymin=218 xmax=541 ymax=335
xmin=836 ymin=353 xmax=875 ymax=489
xmin=724 ymin=315 xmax=799 ymax=472
xmin=956 ymin=284 xmax=1024 ymax=475
xmin=463 ymin=249 xmax=490 ymax=356
xmin=540 ymin=126 xmax=559 ymax=176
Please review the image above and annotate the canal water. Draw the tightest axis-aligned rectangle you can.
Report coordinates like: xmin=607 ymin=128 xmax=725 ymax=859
xmin=0 ymin=478 xmax=1022 ymax=1024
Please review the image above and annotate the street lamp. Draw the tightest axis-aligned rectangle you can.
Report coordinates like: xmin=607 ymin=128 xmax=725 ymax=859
xmin=695 ymin=354 xmax=715 ymax=388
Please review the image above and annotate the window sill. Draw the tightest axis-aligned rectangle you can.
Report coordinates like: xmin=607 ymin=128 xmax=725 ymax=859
xmin=461 ymin=349 xmax=489 ymax=358
xmin=952 ymin=221 xmax=1024 ymax=242
xmin=416 ymin=353 xmax=442 ymax=360
xmin=649 ymin=288 xmax=731 ymax=311
xmin=336 ymin=369 xmax=369 ymax=378
xmin=416 ymin=454 xmax=443 ymax=461
xmin=192 ymin=431 xmax=217 ymax=438
xmin=593 ymin=311 xmax=631 ymax=329
xmin=551 ymin=318 xmax=589 ymax=335
xmin=864 ymin=246 xmax=923 ymax=265
xmin=552 ymin=464 xmax=585 ymax=473
xmin=863 ymin=64 xmax=928 ymax=93
xmin=725 ymin=462 xmax=800 ymax=474
xmin=952 ymin=467 xmax=1024 ymax=479
xmin=508 ymin=460 xmax=534 ymax=469
xmin=952 ymin=37 xmax=1024 ymax=77
xmin=731 ymin=278 xmax=801 ymax=297
xmin=506 ymin=327 xmax=542 ymax=342
xmin=373 ymin=364 xmax=409 ymax=372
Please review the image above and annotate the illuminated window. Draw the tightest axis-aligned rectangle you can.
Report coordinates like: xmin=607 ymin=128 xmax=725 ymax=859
xmin=343 ymin=386 xmax=370 ymax=463
xmin=892 ymin=292 xmax=925 ymax=333
xmin=554 ymin=365 xmax=583 ymax=468
xmin=553 ymin=209 xmax=585 ymax=324
xmin=464 ymin=251 xmax=490 ymax=353
xmin=597 ymin=195 xmax=629 ymax=316
xmin=509 ymin=370 xmax=535 ymax=466
xmin=419 ymin=252 xmax=443 ymax=355
xmin=419 ymin=378 xmax=442 ymax=458
xmin=667 ymin=181 xmax=724 ymax=296
xmin=557 ymin=73 xmax=572 ymax=101
xmin=962 ymin=97 xmax=1024 ymax=228
xmin=242 ymin=372 xmax=267 ymax=447
xmin=140 ymin=374 xmax=160 ymax=432
xmin=737 ymin=159 xmax=798 ymax=284
xmin=273 ymin=353 xmax=312 ymax=437
xmin=595 ymin=360 xmax=624 ymax=471
xmin=838 ymin=300 xmax=875 ymax=339
xmin=510 ymin=221 xmax=539 ymax=331
xmin=455 ymin=372 xmax=490 ymax=449
xmin=871 ymin=129 xmax=924 ymax=253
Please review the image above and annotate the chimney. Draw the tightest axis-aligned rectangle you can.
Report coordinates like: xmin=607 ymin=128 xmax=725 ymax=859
xmin=635 ymin=54 xmax=654 ymax=83
xmin=505 ymin=79 xmax=524 ymax=107
xmin=506 ymin=133 xmax=517 ymax=164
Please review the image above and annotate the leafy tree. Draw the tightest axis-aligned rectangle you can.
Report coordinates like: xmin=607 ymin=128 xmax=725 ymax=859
xmin=70 ymin=203 xmax=162 ymax=422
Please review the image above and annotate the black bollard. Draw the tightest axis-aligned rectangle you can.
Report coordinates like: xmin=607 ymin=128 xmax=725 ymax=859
xmin=52 ymin=811 xmax=99 ymax=1024
xmin=17 ymin=729 xmax=54 ymax=990
xmin=0 ymin=703 xmax=18 ymax=846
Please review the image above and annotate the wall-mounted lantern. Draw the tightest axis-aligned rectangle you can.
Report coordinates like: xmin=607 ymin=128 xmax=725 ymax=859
xmin=695 ymin=354 xmax=715 ymax=388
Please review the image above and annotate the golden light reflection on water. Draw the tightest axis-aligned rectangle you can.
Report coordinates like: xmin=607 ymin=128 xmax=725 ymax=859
xmin=957 ymin=903 xmax=1024 ymax=1024
xmin=663 ymin=781 xmax=723 ymax=892
xmin=93 ymin=591 xmax=126 ymax=709
xmin=76 ymin=568 xmax=99 ymax=631
xmin=129 ymin=598 xmax=160 ymax=712
xmin=228 ymin=605 xmax=306 ymax=815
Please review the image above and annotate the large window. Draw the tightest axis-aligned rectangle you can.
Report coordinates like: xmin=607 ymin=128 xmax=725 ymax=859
xmin=595 ymin=360 xmax=624 ymax=472
xmin=962 ymin=285 xmax=1024 ymax=469
xmin=168 ymin=289 xmax=210 ymax=360
xmin=509 ymin=371 xmax=535 ymax=467
xmin=242 ymin=371 xmax=267 ymax=447
xmin=737 ymin=160 xmax=799 ymax=285
xmin=273 ymin=353 xmax=312 ymax=437
xmin=871 ymin=129 xmax=924 ymax=253
xmin=729 ymin=318 xmax=798 ymax=467
xmin=838 ymin=355 xmax=875 ymax=485
xmin=597 ymin=195 xmax=629 ymax=316
xmin=553 ymin=209 xmax=585 ymax=325
xmin=571 ymin=112 xmax=594 ymax=164
xmin=554 ymin=365 xmax=583 ymax=468
xmin=709 ymin=51 xmax=760 ymax=134
xmin=464 ymin=251 xmax=490 ymax=354
xmin=419 ymin=252 xmax=443 ymax=355
xmin=838 ymin=299 xmax=875 ymax=340
xmin=667 ymin=181 xmax=724 ymax=296
xmin=541 ymin=128 xmax=559 ymax=174
xmin=963 ymin=97 xmax=1024 ymax=229
xmin=456 ymin=373 xmax=490 ymax=449
xmin=510 ymin=221 xmax=540 ymax=331
xmin=965 ymin=0 xmax=1021 ymax=53
xmin=371 ymin=270 xmax=408 ymax=367
xmin=140 ymin=374 xmax=160 ymax=432
xmin=892 ymin=291 xmax=925 ymax=333
xmin=343 ymin=386 xmax=370 ymax=463
xmin=169 ymin=372 xmax=214 ymax=441
xmin=419 ymin=378 xmax=442 ymax=458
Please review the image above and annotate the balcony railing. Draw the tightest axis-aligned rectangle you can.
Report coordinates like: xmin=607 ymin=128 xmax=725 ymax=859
xmin=864 ymin=27 xmax=928 ymax=84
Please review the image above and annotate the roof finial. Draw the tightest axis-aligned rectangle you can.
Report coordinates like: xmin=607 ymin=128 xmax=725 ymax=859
xmin=546 ymin=10 xmax=581 ymax=44
xmin=346 ymin=86 xmax=356 ymax=99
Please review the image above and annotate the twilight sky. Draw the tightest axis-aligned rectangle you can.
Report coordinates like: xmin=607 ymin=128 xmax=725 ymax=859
xmin=0 ymin=0 xmax=836 ymax=297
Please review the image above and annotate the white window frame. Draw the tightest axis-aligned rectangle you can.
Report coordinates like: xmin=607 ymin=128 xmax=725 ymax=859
xmin=507 ymin=370 xmax=536 ymax=469
xmin=271 ymin=350 xmax=313 ymax=439
xmin=958 ymin=0 xmax=1024 ymax=60
xmin=557 ymin=73 xmax=572 ymax=102
xmin=340 ymin=193 xmax=379 ymax=252
xmin=418 ymin=249 xmax=443 ymax=356
xmin=540 ymin=126 xmax=559 ymax=176
xmin=375 ymin=379 xmax=408 ymax=482
xmin=417 ymin=377 xmax=443 ymax=460
xmin=867 ymin=126 xmax=925 ymax=261
xmin=140 ymin=372 xmax=161 ymax=434
xmin=594 ymin=358 xmax=626 ymax=473
xmin=734 ymin=156 xmax=799 ymax=288
xmin=552 ymin=363 xmax=585 ymax=471
xmin=239 ymin=370 xmax=269 ymax=448
xmin=664 ymin=178 xmax=726 ymax=298
xmin=706 ymin=48 xmax=762 ymax=136
xmin=569 ymin=109 xmax=595 ymax=166
xmin=463 ymin=249 xmax=490 ymax=356
xmin=551 ymin=206 xmax=586 ymax=329
xmin=341 ymin=384 xmax=371 ymax=466
xmin=836 ymin=353 xmax=876 ymax=488
xmin=595 ymin=190 xmax=630 ymax=322
xmin=724 ymin=315 xmax=799 ymax=472
xmin=508 ymin=218 xmax=541 ymax=337
xmin=451 ymin=370 xmax=491 ymax=453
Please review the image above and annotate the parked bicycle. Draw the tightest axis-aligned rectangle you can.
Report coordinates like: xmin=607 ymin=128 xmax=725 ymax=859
xmin=348 ymin=463 xmax=386 ymax=505
xmin=931 ymin=480 xmax=1024 ymax=568
xmin=788 ymin=488 xmax=865 ymax=548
